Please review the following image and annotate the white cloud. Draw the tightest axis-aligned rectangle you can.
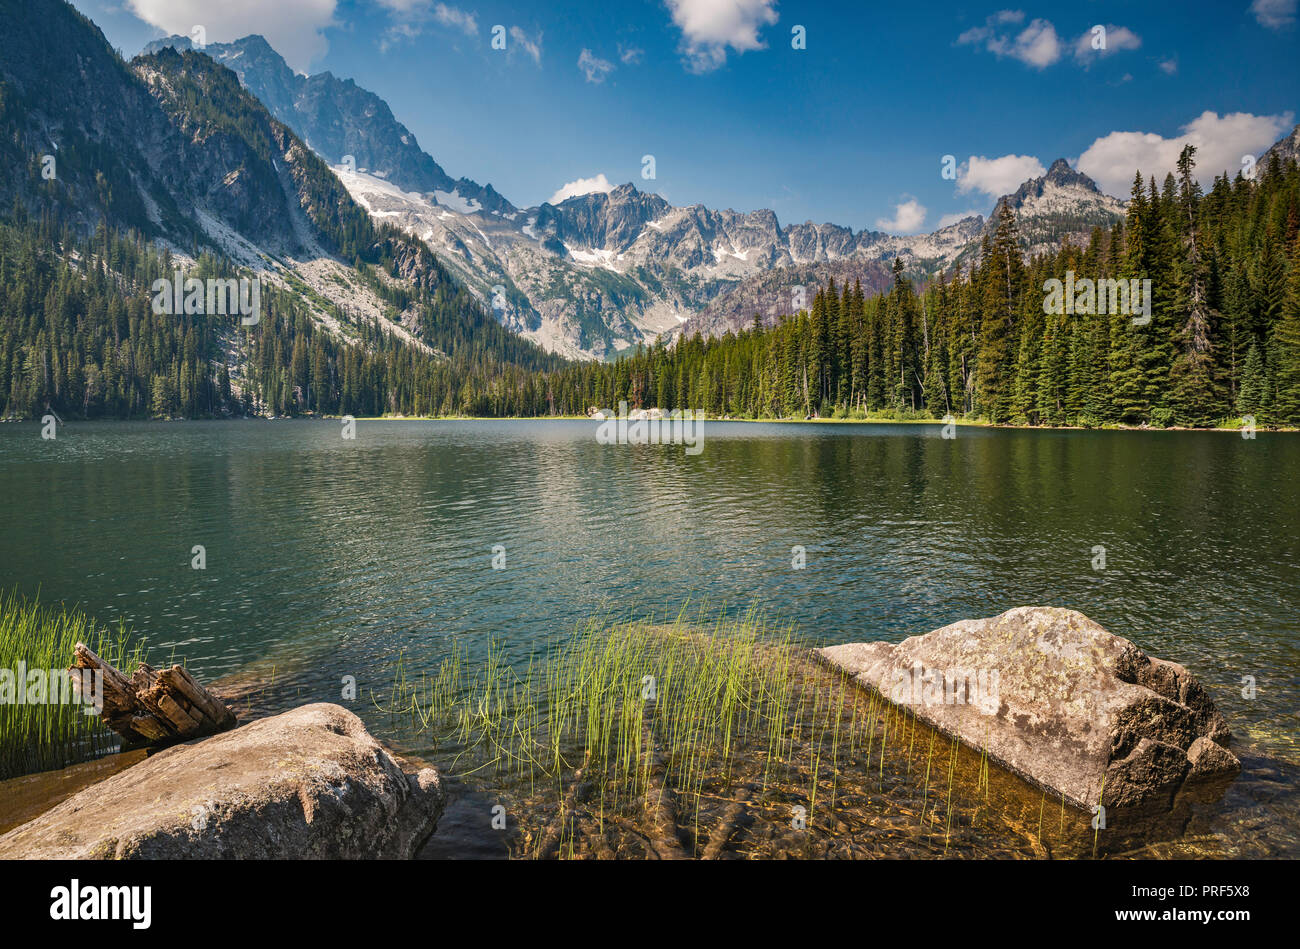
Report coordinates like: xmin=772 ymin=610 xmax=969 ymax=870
xmin=1009 ymin=18 xmax=1061 ymax=67
xmin=956 ymin=154 xmax=1046 ymax=199
xmin=128 ymin=0 xmax=337 ymax=72
xmin=1159 ymin=57 xmax=1178 ymax=75
xmin=510 ymin=26 xmax=542 ymax=64
xmin=375 ymin=0 xmax=426 ymax=12
xmin=619 ymin=44 xmax=644 ymax=65
xmin=1072 ymin=24 xmax=1141 ymax=62
xmin=432 ymin=3 xmax=477 ymax=35
xmin=958 ymin=13 xmax=1061 ymax=68
xmin=875 ymin=198 xmax=927 ymax=234
xmin=1251 ymin=0 xmax=1297 ymax=29
xmin=377 ymin=1 xmax=478 ymax=48
xmin=937 ymin=210 xmax=984 ymax=228
xmin=1076 ymin=110 xmax=1296 ymax=196
xmin=549 ymin=173 xmax=614 ymax=205
xmin=578 ymin=49 xmax=615 ymax=83
xmin=666 ymin=0 xmax=779 ymax=73
xmin=375 ymin=1 xmax=476 ymax=48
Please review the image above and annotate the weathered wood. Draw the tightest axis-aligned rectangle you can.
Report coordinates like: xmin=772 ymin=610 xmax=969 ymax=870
xmin=161 ymin=666 xmax=237 ymax=729
xmin=71 ymin=643 xmax=236 ymax=745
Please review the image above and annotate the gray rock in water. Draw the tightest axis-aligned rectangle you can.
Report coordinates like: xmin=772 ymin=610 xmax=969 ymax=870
xmin=0 ymin=703 xmax=444 ymax=859
xmin=817 ymin=607 xmax=1239 ymax=810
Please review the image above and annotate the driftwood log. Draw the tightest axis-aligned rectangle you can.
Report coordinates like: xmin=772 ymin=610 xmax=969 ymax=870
xmin=71 ymin=642 xmax=236 ymax=745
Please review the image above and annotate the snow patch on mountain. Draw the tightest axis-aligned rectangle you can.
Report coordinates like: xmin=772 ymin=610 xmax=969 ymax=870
xmin=433 ymin=189 xmax=483 ymax=215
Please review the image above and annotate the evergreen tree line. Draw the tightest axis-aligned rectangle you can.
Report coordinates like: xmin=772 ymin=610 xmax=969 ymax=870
xmin=0 ymin=215 xmax=564 ymax=420
xmin=532 ymin=146 xmax=1300 ymax=428
xmin=4 ymin=146 xmax=1299 ymax=426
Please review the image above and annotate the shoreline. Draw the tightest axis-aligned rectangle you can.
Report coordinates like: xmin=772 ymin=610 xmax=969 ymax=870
xmin=5 ymin=414 xmax=1295 ymax=433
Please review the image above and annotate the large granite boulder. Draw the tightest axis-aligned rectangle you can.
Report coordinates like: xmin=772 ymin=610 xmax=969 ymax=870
xmin=0 ymin=703 xmax=444 ymax=859
xmin=818 ymin=607 xmax=1239 ymax=809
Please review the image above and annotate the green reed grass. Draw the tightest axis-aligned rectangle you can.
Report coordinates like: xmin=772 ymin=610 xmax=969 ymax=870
xmin=0 ymin=589 xmax=146 ymax=779
xmin=378 ymin=606 xmax=892 ymax=853
xmin=376 ymin=607 xmax=1078 ymax=858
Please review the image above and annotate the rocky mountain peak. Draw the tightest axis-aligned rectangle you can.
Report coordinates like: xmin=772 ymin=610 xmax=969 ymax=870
xmin=1002 ymin=159 xmax=1103 ymax=211
xmin=1261 ymin=123 xmax=1300 ymax=170
xmin=1044 ymin=157 xmax=1099 ymax=192
xmin=138 ymin=33 xmax=515 ymax=216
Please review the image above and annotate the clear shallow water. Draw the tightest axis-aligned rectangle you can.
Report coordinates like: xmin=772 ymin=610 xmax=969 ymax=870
xmin=1 ymin=419 xmax=1297 ymax=854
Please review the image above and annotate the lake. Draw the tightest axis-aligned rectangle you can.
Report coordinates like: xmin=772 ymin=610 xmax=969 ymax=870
xmin=1 ymin=419 xmax=1297 ymax=856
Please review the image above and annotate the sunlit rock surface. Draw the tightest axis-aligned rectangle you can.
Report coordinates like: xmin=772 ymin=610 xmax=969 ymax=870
xmin=818 ymin=607 xmax=1239 ymax=809
xmin=0 ymin=703 xmax=444 ymax=859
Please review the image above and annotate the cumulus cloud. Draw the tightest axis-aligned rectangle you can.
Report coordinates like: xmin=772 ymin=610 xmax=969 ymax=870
xmin=1158 ymin=57 xmax=1178 ymax=75
xmin=1251 ymin=0 xmax=1297 ymax=29
xmin=548 ymin=173 xmax=614 ymax=205
xmin=937 ymin=210 xmax=984 ymax=228
xmin=510 ymin=25 xmax=543 ymax=64
xmin=957 ymin=12 xmax=1061 ymax=68
xmin=1071 ymin=24 xmax=1141 ymax=62
xmin=1076 ymin=110 xmax=1296 ymax=196
xmin=619 ymin=44 xmax=644 ymax=65
xmin=875 ymin=198 xmax=927 ymax=234
xmin=128 ymin=0 xmax=337 ymax=72
xmin=666 ymin=0 xmax=779 ymax=73
xmin=578 ymin=49 xmax=615 ymax=83
xmin=955 ymin=154 xmax=1046 ymax=199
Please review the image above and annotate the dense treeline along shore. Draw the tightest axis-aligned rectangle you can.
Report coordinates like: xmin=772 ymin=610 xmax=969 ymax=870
xmin=2 ymin=147 xmax=1298 ymax=427
xmin=562 ymin=147 xmax=1300 ymax=429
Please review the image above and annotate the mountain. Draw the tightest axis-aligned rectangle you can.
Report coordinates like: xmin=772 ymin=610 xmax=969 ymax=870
xmin=980 ymin=158 xmax=1126 ymax=260
xmin=141 ymin=34 xmax=514 ymax=216
xmin=677 ymin=215 xmax=987 ymax=339
xmin=1261 ymin=124 xmax=1300 ymax=171
xmin=677 ymin=160 xmax=1124 ymax=339
xmin=343 ymin=155 xmax=1121 ymax=359
xmin=151 ymin=33 xmax=1126 ymax=361
xmin=0 ymin=0 xmax=554 ymax=394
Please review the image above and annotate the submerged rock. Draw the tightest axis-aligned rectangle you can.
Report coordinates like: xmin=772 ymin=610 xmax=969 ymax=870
xmin=818 ymin=607 xmax=1239 ymax=810
xmin=0 ymin=703 xmax=444 ymax=859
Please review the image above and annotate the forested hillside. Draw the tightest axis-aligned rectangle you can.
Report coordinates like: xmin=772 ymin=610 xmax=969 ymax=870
xmin=0 ymin=0 xmax=563 ymax=420
xmin=0 ymin=216 xmax=562 ymax=419
xmin=6 ymin=144 xmax=1298 ymax=425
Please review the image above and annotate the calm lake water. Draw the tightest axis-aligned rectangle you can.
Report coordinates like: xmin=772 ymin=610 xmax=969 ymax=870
xmin=1 ymin=419 xmax=1297 ymax=856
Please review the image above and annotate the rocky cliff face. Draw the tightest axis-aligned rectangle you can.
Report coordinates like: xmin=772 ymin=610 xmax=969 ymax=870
xmin=142 ymin=34 xmax=514 ymax=216
xmin=1262 ymin=124 xmax=1300 ymax=171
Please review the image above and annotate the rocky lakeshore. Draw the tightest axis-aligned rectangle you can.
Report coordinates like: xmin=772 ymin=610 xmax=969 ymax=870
xmin=0 ymin=607 xmax=1247 ymax=860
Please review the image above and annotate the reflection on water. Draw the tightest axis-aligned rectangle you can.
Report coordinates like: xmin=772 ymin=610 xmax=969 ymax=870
xmin=0 ymin=419 xmax=1296 ymax=856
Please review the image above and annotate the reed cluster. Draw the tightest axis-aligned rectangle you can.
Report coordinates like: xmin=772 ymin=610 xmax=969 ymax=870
xmin=377 ymin=607 xmax=992 ymax=857
xmin=0 ymin=590 xmax=145 ymax=779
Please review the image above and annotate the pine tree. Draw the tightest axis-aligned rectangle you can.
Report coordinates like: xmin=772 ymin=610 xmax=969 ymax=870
xmin=976 ymin=205 xmax=1021 ymax=422
xmin=1237 ymin=342 xmax=1267 ymax=418
xmin=1270 ymin=243 xmax=1300 ymax=424
xmin=1167 ymin=146 xmax=1221 ymax=426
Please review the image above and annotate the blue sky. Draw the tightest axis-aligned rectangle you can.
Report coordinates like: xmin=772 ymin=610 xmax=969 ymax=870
xmin=74 ymin=0 xmax=1299 ymax=234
